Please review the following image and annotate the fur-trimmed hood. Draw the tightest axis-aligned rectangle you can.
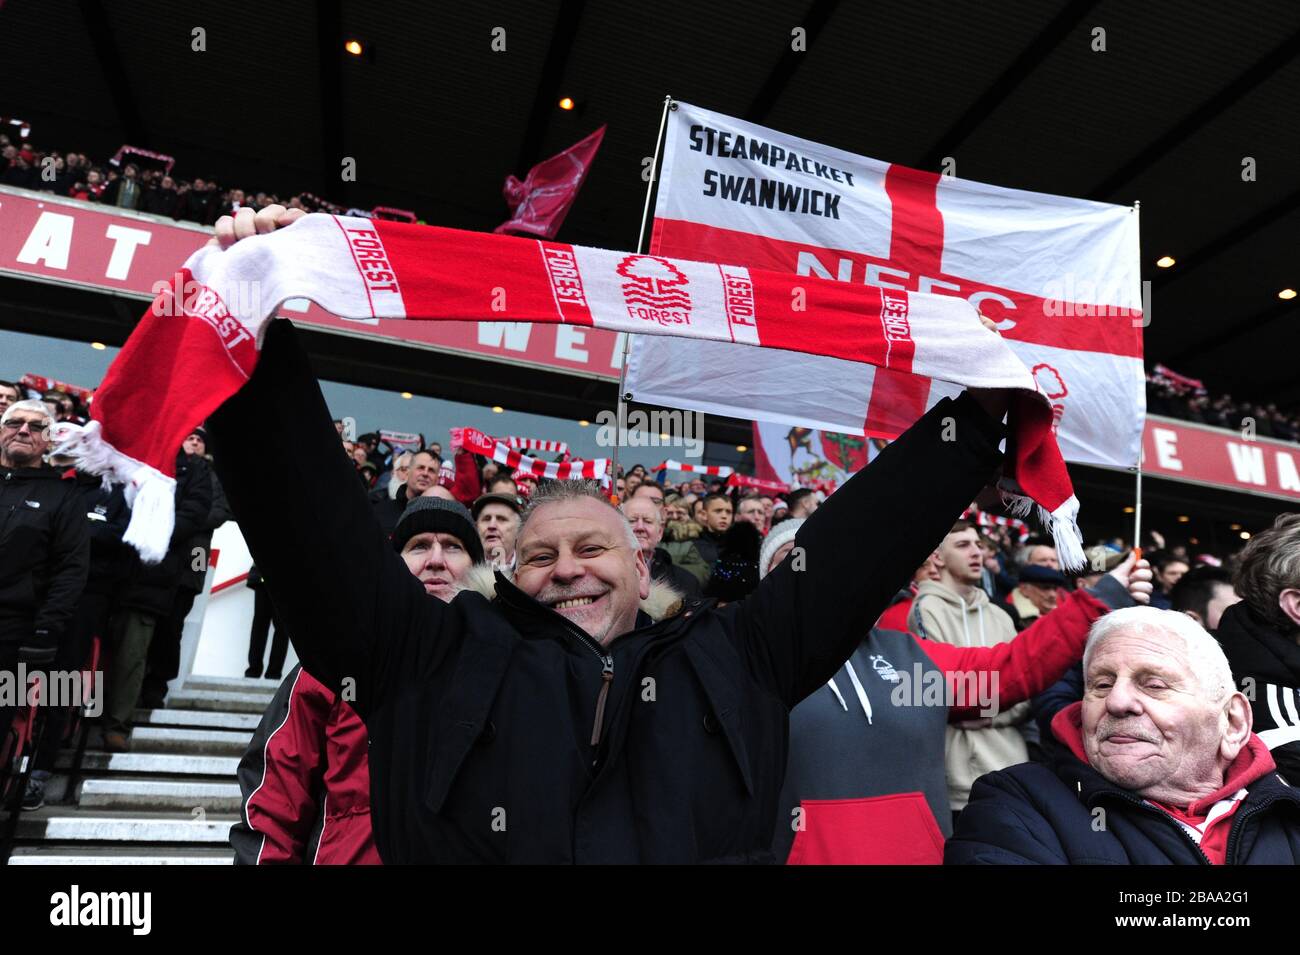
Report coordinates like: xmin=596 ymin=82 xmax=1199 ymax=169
xmin=454 ymin=563 xmax=686 ymax=623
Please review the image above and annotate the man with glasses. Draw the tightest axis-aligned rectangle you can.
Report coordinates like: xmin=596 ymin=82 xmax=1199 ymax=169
xmin=0 ymin=400 xmax=89 ymax=742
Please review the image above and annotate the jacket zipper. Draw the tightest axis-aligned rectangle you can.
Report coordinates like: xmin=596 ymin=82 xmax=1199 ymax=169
xmin=590 ymin=656 xmax=615 ymax=749
xmin=496 ymin=578 xmax=620 ymax=757
xmin=553 ymin=614 xmax=616 ymax=752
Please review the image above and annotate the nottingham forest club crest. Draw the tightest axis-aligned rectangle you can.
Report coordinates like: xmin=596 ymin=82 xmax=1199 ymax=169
xmin=870 ymin=655 xmax=901 ymax=683
xmin=617 ymin=255 xmax=693 ymax=327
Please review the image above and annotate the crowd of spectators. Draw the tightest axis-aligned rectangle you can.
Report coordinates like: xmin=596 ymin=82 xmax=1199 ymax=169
xmin=0 ymin=132 xmax=369 ymax=225
xmin=9 ymin=360 xmax=1300 ymax=867
xmin=6 ymin=117 xmax=1298 ymax=865
xmin=321 ymin=410 xmax=1235 ymax=611
xmin=1146 ymin=367 xmax=1299 ymax=442
xmin=0 ymin=375 xmax=228 ymax=817
xmin=0 ymin=371 xmax=1244 ymax=616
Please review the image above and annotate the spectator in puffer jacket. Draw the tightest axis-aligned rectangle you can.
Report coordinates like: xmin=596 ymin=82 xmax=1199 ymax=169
xmin=22 ymin=475 xmax=129 ymax=810
xmin=0 ymin=401 xmax=89 ymax=745
xmin=947 ymin=607 xmax=1300 ymax=864
xmin=230 ymin=496 xmax=484 ymax=864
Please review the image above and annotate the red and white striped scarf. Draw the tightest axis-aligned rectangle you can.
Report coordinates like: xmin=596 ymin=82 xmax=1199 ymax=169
xmin=654 ymin=459 xmax=733 ymax=477
xmin=52 ymin=214 xmax=1083 ymax=567
xmin=453 ymin=428 xmax=607 ymax=482
xmin=966 ymin=508 xmax=1032 ymax=544
xmin=505 ymin=436 xmax=570 ymax=457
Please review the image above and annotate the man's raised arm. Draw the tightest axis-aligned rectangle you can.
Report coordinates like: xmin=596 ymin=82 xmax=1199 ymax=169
xmin=207 ymin=319 xmax=441 ymax=713
xmin=732 ymin=391 xmax=1006 ymax=708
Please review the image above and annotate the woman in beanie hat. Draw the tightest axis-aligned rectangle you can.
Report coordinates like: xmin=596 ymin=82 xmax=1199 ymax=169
xmin=230 ymin=494 xmax=485 ymax=864
xmin=759 ymin=518 xmax=804 ymax=582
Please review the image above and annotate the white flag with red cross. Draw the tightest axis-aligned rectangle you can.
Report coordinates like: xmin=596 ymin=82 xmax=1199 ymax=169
xmin=628 ymin=101 xmax=1145 ymax=468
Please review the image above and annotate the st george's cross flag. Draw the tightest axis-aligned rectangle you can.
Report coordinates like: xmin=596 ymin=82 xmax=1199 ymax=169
xmin=628 ymin=101 xmax=1145 ymax=469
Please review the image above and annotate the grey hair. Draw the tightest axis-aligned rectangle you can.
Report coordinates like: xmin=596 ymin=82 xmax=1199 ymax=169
xmin=1083 ymin=606 xmax=1235 ymax=702
xmin=1015 ymin=542 xmax=1052 ymax=570
xmin=620 ymin=496 xmax=664 ymax=527
xmin=521 ymin=479 xmax=638 ymax=550
xmin=1234 ymin=513 xmax=1300 ymax=634
xmin=1 ymin=398 xmax=53 ymax=428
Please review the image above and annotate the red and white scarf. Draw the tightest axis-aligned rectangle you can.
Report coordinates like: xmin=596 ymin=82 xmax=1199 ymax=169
xmin=504 ymin=436 xmax=570 ymax=457
xmin=52 ymin=214 xmax=1084 ymax=567
xmin=966 ymin=507 xmax=1032 ymax=544
xmin=452 ymin=427 xmax=606 ymax=481
xmin=727 ymin=473 xmax=791 ymax=494
xmin=378 ymin=429 xmax=422 ymax=451
xmin=654 ymin=460 xmax=733 ymax=477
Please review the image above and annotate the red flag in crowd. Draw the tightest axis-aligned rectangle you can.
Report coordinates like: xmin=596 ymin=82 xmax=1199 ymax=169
xmin=494 ymin=126 xmax=606 ymax=239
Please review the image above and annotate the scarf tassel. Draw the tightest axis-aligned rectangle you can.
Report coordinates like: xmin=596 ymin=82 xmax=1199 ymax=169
xmin=998 ymin=479 xmax=1086 ymax=573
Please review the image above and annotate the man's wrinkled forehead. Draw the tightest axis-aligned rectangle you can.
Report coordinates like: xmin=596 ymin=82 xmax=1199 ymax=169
xmin=518 ymin=500 xmax=626 ymax=552
xmin=1087 ymin=626 xmax=1192 ymax=679
xmin=623 ymin=499 xmax=658 ymax=521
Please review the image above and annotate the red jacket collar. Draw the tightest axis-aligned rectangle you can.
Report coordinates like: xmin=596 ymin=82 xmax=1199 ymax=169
xmin=1050 ymin=701 xmax=1277 ymax=813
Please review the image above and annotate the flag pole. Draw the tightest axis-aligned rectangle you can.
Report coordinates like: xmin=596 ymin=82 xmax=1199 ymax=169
xmin=1133 ymin=462 xmax=1144 ymax=558
xmin=610 ymin=94 xmax=673 ymax=500
xmin=1132 ymin=198 xmax=1144 ymax=560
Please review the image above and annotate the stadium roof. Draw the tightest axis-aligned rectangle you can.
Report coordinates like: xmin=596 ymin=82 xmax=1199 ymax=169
xmin=4 ymin=0 xmax=1298 ymax=404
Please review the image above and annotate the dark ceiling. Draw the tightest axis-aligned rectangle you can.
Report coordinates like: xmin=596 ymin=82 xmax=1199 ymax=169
xmin=3 ymin=0 xmax=1298 ymax=404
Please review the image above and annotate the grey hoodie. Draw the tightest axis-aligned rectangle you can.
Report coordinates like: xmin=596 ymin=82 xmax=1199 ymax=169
xmin=909 ymin=580 xmax=1027 ymax=811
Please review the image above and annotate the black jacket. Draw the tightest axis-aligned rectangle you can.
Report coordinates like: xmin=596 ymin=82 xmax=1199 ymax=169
xmin=209 ymin=320 xmax=1004 ymax=863
xmin=693 ymin=529 xmax=725 ymax=568
xmin=1217 ymin=601 xmax=1300 ymax=785
xmin=0 ymin=464 xmax=89 ymax=645
xmin=121 ymin=452 xmax=213 ymax=616
xmin=946 ymin=730 xmax=1300 ymax=864
xmin=73 ymin=474 xmax=132 ymax=597
xmin=179 ymin=468 xmax=232 ymax=593
xmin=368 ymin=484 xmax=417 ymax=539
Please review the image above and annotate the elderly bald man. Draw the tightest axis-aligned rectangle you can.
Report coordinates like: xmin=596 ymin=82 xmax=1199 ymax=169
xmin=946 ymin=606 xmax=1300 ymax=864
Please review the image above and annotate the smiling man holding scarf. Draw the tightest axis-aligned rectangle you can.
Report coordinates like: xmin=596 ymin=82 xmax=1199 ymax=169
xmin=57 ymin=203 xmax=1098 ymax=862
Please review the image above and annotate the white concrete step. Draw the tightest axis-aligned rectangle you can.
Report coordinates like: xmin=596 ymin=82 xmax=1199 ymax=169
xmin=133 ymin=708 xmax=262 ymax=731
xmin=79 ymin=779 xmax=242 ymax=813
xmin=54 ymin=751 xmax=240 ymax=776
xmin=8 ymin=850 xmax=233 ymax=865
xmin=129 ymin=726 xmax=252 ymax=756
xmin=183 ymin=675 xmax=284 ymax=694
xmin=166 ymin=688 xmax=275 ymax=714
xmin=17 ymin=814 xmax=236 ymax=843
